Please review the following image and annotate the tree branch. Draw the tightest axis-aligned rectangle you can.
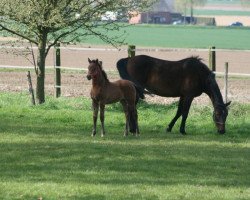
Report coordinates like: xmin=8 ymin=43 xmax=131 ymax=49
xmin=0 ymin=24 xmax=38 ymax=45
xmin=45 ymin=24 xmax=84 ymax=56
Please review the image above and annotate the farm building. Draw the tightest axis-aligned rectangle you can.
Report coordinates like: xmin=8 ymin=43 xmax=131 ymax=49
xmin=129 ymin=0 xmax=181 ymax=24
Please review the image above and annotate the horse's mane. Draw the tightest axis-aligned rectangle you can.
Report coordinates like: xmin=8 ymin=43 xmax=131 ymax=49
xmin=187 ymin=56 xmax=203 ymax=62
xmin=101 ymin=70 xmax=109 ymax=82
xmin=207 ymin=72 xmax=225 ymax=109
xmin=98 ymin=61 xmax=109 ymax=82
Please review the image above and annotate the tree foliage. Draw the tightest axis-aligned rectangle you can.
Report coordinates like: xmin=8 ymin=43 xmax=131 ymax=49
xmin=1 ymin=0 xmax=156 ymax=51
xmin=0 ymin=0 xmax=156 ymax=103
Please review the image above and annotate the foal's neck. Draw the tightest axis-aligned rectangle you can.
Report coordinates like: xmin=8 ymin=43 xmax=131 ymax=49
xmin=92 ymin=74 xmax=108 ymax=87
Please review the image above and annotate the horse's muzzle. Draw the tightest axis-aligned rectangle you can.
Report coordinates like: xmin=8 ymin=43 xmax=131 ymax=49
xmin=86 ymin=75 xmax=92 ymax=80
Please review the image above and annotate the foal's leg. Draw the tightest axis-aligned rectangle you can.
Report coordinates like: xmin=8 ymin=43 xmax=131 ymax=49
xmin=179 ymin=96 xmax=194 ymax=134
xmin=120 ymin=100 xmax=129 ymax=136
xmin=166 ymin=97 xmax=184 ymax=133
xmin=135 ymin=107 xmax=140 ymax=136
xmin=92 ymin=100 xmax=99 ymax=136
xmin=100 ymin=103 xmax=105 ymax=137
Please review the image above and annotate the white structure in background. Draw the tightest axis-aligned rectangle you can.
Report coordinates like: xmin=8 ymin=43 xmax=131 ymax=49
xmin=101 ymin=11 xmax=117 ymax=21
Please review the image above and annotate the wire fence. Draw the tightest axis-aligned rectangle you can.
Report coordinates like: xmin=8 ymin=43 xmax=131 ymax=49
xmin=0 ymin=45 xmax=250 ymax=104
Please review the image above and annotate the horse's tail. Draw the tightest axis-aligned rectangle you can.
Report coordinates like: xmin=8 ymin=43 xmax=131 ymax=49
xmin=117 ymin=58 xmax=145 ymax=103
xmin=128 ymin=107 xmax=137 ymax=133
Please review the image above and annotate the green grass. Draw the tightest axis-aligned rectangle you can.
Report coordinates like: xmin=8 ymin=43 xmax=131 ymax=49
xmin=0 ymin=92 xmax=249 ymax=200
xmin=1 ymin=24 xmax=250 ymax=50
xmin=79 ymin=25 xmax=250 ymax=50
xmin=207 ymin=0 xmax=242 ymax=4
xmin=194 ymin=9 xmax=250 ymax=16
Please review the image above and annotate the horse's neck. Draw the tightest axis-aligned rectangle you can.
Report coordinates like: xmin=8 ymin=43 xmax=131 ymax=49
xmin=206 ymin=76 xmax=224 ymax=109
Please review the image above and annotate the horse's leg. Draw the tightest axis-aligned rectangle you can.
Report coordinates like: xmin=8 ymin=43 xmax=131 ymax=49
xmin=166 ymin=97 xmax=184 ymax=133
xmin=128 ymin=103 xmax=140 ymax=136
xmin=92 ymin=100 xmax=99 ymax=137
xmin=179 ymin=96 xmax=194 ymax=135
xmin=120 ymin=100 xmax=129 ymax=136
xmin=100 ymin=103 xmax=105 ymax=137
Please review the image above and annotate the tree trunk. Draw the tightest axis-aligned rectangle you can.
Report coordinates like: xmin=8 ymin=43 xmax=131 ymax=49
xmin=190 ymin=0 xmax=193 ymax=24
xmin=36 ymin=33 xmax=47 ymax=104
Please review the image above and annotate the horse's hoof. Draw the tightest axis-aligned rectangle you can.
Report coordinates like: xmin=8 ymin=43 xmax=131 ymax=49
xmin=180 ymin=131 xmax=186 ymax=135
xmin=166 ymin=127 xmax=172 ymax=132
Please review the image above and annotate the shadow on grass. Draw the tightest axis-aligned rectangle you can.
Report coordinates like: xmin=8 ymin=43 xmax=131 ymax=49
xmin=0 ymin=127 xmax=249 ymax=189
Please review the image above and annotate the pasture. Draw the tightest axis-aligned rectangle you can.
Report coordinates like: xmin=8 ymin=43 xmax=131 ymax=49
xmin=77 ymin=25 xmax=250 ymax=50
xmin=1 ymin=15 xmax=250 ymax=199
xmin=2 ymin=25 xmax=249 ymax=49
xmin=0 ymin=92 xmax=249 ymax=199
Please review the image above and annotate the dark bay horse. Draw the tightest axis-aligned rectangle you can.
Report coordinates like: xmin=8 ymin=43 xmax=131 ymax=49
xmin=87 ymin=58 xmax=139 ymax=137
xmin=117 ymin=55 xmax=231 ymax=134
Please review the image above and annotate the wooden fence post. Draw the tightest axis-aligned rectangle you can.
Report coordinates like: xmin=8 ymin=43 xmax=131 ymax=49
xmin=224 ymin=62 xmax=229 ymax=103
xmin=27 ymin=71 xmax=36 ymax=105
xmin=55 ymin=43 xmax=61 ymax=98
xmin=128 ymin=45 xmax=136 ymax=57
xmin=209 ymin=46 xmax=216 ymax=71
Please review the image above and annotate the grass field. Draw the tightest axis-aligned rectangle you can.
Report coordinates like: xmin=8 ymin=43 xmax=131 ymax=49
xmin=0 ymin=92 xmax=249 ymax=199
xmin=1 ymin=24 xmax=250 ymax=50
xmin=207 ymin=0 xmax=241 ymax=4
xmin=195 ymin=0 xmax=250 ymax=16
xmin=79 ymin=25 xmax=250 ymax=50
xmin=194 ymin=9 xmax=250 ymax=16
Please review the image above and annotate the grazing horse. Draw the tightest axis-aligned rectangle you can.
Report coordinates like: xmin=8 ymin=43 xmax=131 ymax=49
xmin=117 ymin=55 xmax=231 ymax=134
xmin=87 ymin=58 xmax=139 ymax=137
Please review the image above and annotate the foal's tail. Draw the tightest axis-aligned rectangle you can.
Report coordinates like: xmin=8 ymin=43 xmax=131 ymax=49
xmin=128 ymin=107 xmax=137 ymax=134
xmin=117 ymin=58 xmax=145 ymax=104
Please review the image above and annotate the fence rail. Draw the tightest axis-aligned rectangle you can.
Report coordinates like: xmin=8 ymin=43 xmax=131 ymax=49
xmin=1 ymin=45 xmax=250 ymax=103
xmin=1 ymin=65 xmax=250 ymax=78
xmin=2 ymin=45 xmax=250 ymax=52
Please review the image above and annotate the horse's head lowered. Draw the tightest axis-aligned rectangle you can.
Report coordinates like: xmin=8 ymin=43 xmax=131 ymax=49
xmin=213 ymin=101 xmax=231 ymax=134
xmin=87 ymin=58 xmax=103 ymax=80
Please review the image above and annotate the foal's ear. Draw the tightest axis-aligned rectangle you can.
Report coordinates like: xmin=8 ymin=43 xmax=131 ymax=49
xmin=88 ymin=58 xmax=91 ymax=63
xmin=225 ymin=101 xmax=231 ymax=107
xmin=96 ymin=59 xmax=99 ymax=64
xmin=99 ymin=61 xmax=103 ymax=67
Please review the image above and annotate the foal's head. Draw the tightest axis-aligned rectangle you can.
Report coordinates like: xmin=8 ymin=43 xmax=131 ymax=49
xmin=87 ymin=58 xmax=106 ymax=81
xmin=213 ymin=101 xmax=231 ymax=134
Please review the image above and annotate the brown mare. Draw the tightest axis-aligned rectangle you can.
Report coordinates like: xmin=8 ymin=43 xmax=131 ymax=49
xmin=87 ymin=58 xmax=139 ymax=137
xmin=117 ymin=55 xmax=231 ymax=134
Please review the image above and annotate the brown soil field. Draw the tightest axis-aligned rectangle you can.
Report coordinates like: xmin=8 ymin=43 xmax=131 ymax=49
xmin=201 ymin=15 xmax=250 ymax=26
xmin=0 ymin=70 xmax=249 ymax=105
xmin=1 ymin=44 xmax=249 ymax=105
xmin=197 ymin=3 xmax=250 ymax=26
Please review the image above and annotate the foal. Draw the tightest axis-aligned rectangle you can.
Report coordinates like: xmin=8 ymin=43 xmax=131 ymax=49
xmin=87 ymin=58 xmax=139 ymax=137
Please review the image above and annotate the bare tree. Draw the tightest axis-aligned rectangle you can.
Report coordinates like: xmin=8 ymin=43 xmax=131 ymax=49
xmin=0 ymin=0 xmax=156 ymax=103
